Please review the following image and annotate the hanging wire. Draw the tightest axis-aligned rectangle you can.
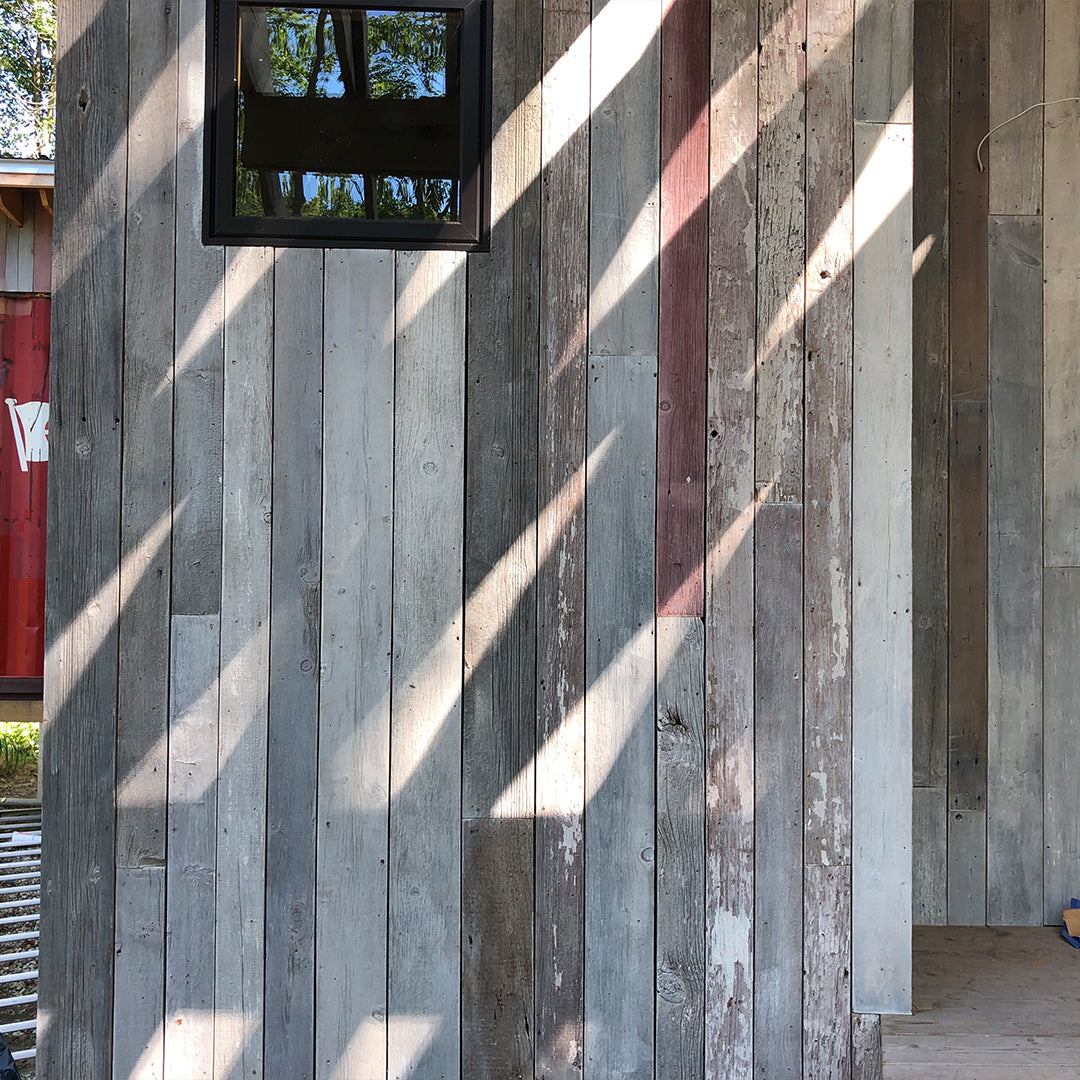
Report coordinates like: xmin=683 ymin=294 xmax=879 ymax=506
xmin=977 ymin=97 xmax=1080 ymax=172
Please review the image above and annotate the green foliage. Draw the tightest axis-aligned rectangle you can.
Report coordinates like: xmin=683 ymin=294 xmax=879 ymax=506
xmin=0 ymin=0 xmax=56 ymax=158
xmin=0 ymin=721 xmax=39 ymax=771
xmin=367 ymin=12 xmax=447 ymax=99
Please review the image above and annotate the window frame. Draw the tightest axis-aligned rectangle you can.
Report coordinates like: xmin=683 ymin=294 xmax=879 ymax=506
xmin=204 ymin=0 xmax=490 ymax=249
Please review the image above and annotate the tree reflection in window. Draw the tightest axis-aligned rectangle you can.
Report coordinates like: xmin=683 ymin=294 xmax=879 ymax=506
xmin=235 ymin=6 xmax=463 ymax=222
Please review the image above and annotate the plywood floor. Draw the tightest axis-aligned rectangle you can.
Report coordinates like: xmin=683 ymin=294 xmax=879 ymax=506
xmin=882 ymin=925 xmax=1080 ymax=1079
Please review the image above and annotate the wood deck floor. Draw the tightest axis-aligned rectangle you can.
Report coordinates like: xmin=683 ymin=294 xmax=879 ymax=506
xmin=882 ymin=925 xmax=1080 ymax=1079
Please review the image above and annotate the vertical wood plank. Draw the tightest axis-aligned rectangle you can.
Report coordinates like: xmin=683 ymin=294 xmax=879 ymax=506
xmin=1043 ymin=568 xmax=1080 ymax=923
xmin=12 ymin=193 xmax=35 ymax=291
xmin=172 ymin=0 xmax=224 ymax=615
xmin=116 ymin=0 xmax=178 ymax=874
xmin=264 ymin=247 xmax=323 ymax=1079
xmin=657 ymin=0 xmax=709 ymax=616
xmin=588 ymin=0 xmax=660 ymax=356
xmin=987 ymin=215 xmax=1043 ymax=927
xmin=754 ymin=501 xmax=803 ymax=1080
xmin=756 ymin=0 xmax=806 ymax=500
xmin=854 ymin=0 xmax=913 ymax=123
xmin=315 ymin=249 xmax=394 ymax=1080
xmin=462 ymin=819 xmax=535 ymax=1080
xmin=852 ymin=122 xmax=912 ymax=1013
xmin=948 ymin=0 xmax=989 ymax=822
xmin=583 ymin=353 xmax=657 ymax=1080
xmin=388 ymin=249 xmax=466 ymax=1080
xmin=946 ymin=809 xmax=986 ymax=926
xmin=705 ymin=0 xmax=757 ymax=1073
xmin=113 ymin=867 xmax=166 ymax=1080
xmin=215 ymin=245 xmax=273 ymax=1080
xmin=40 ymin=0 xmax=128 ymax=1073
xmin=912 ymin=786 xmax=947 ymax=926
xmin=804 ymin=864 xmax=851 ymax=1080
xmin=912 ymin=0 xmax=950 ymax=794
xmin=988 ymin=0 xmax=1043 ymax=215
xmin=3 ymin=217 xmax=16 ymax=290
xmin=535 ymin=4 xmax=590 ymax=1076
xmin=0 ymin=212 xmax=7 ymax=289
xmin=164 ymin=614 xmax=219 ymax=1080
xmin=32 ymin=200 xmax=52 ymax=293
xmin=655 ymin=616 xmax=704 ymax=1080
xmin=850 ymin=1013 xmax=882 ymax=1080
xmin=1043 ymin=0 xmax=1080 ymax=565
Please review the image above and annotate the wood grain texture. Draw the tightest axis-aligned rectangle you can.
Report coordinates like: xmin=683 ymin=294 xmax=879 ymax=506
xmin=588 ymin=0 xmax=660 ymax=356
xmin=1043 ymin=568 xmax=1080 ymax=924
xmin=657 ymin=0 xmax=708 ymax=616
xmin=804 ymin=0 xmax=853 ymax=870
xmin=164 ymin=614 xmax=219 ymax=1080
xmin=704 ymin=0 xmax=757 ymax=1072
xmin=1042 ymin=0 xmax=1080 ymax=566
xmin=946 ymin=810 xmax=986 ymax=926
xmin=172 ymin=0 xmax=223 ymax=616
xmin=32 ymin=199 xmax=51 ymax=292
xmin=912 ymin=786 xmax=947 ymax=926
xmin=948 ymin=0 xmax=989 ymax=815
xmin=314 ymin=249 xmax=394 ymax=1080
xmin=388 ymin=249 xmax=466 ymax=1080
xmin=854 ymin=0 xmax=913 ymax=123
xmin=754 ymin=500 xmax=803 ymax=1080
xmin=583 ymin=353 xmax=657 ymax=1080
xmin=462 ymin=819 xmax=534 ymax=1080
xmin=912 ymin=0 xmax=950 ymax=793
xmin=988 ymin=0 xmax=1043 ymax=215
xmin=655 ymin=616 xmax=705 ymax=1080
xmin=116 ymin=0 xmax=178 ymax=872
xmin=535 ymin=5 xmax=589 ymax=1076
xmin=264 ymin=247 xmax=323 ymax=1079
xmin=215 ymin=245 xmax=273 ymax=1080
xmin=756 ymin=0 xmax=805 ymax=501
xmin=804 ymin=864 xmax=851 ymax=1080
xmin=852 ymin=122 xmax=912 ymax=1014
xmin=112 ymin=867 xmax=166 ymax=1080
xmin=851 ymin=1013 xmax=882 ymax=1080
xmin=987 ymin=215 xmax=1043 ymax=927
xmin=40 ymin=0 xmax=128 ymax=1073
xmin=5 ymin=193 xmax=34 ymax=291
xmin=463 ymin=0 xmax=541 ymax=821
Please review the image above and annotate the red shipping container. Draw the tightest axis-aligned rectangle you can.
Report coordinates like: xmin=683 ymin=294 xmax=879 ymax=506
xmin=0 ymin=297 xmax=49 ymax=683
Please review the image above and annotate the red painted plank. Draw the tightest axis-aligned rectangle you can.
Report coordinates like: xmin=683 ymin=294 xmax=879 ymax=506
xmin=658 ymin=0 xmax=709 ymax=616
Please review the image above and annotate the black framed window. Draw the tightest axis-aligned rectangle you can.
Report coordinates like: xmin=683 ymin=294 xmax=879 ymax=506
xmin=206 ymin=0 xmax=489 ymax=248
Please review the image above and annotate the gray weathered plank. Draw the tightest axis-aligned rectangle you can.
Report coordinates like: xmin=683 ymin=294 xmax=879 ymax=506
xmin=912 ymin=786 xmax=947 ymax=926
xmin=1043 ymin=567 xmax=1080 ymax=924
xmin=535 ymin=6 xmax=589 ymax=1077
xmin=754 ymin=501 xmax=803 ymax=1080
xmin=852 ymin=121 xmax=912 ymax=1014
xmin=164 ymin=614 xmax=219 ymax=1080
xmin=946 ymin=810 xmax=986 ymax=926
xmin=113 ymin=867 xmax=165 ymax=1080
xmin=705 ymin=0 xmax=757 ymax=1073
xmin=854 ymin=0 xmax=913 ymax=123
xmin=988 ymin=0 xmax=1044 ymax=215
xmin=264 ymin=247 xmax=323 ymax=1079
xmin=462 ymin=819 xmax=534 ymax=1080
xmin=116 ymin=0 xmax=178 ymax=873
xmin=804 ymin=864 xmax=852 ymax=1080
xmin=583 ymin=353 xmax=657 ymax=1080
xmin=851 ymin=1013 xmax=882 ymax=1080
xmin=588 ymin=0 xmax=660 ymax=356
xmin=987 ymin=215 xmax=1043 ymax=927
xmin=655 ymin=616 xmax=705 ymax=1080
xmin=172 ymin=0 xmax=224 ymax=615
xmin=756 ymin=0 xmax=806 ymax=501
xmin=1042 ymin=1 xmax=1080 ymax=566
xmin=5 ymin=194 xmax=35 ymax=291
xmin=214 ymin=244 xmax=273 ymax=1080
xmin=40 ymin=0 xmax=128 ymax=1073
xmin=388 ymin=249 xmax=466 ymax=1080
xmin=912 ymin=0 xmax=950 ymax=793
xmin=315 ymin=248 xmax=394 ymax=1080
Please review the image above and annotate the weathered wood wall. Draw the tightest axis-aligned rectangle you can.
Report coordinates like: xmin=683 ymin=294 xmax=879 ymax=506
xmin=0 ymin=187 xmax=52 ymax=294
xmin=41 ymin=0 xmax=913 ymax=1077
xmin=911 ymin=0 xmax=1079 ymax=930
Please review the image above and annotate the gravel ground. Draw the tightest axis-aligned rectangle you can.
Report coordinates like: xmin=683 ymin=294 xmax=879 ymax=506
xmin=1 ymin=807 xmax=40 ymax=1080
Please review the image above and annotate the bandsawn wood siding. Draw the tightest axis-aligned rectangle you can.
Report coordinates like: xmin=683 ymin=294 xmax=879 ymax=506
xmin=42 ymin=1 xmax=916 ymax=1077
